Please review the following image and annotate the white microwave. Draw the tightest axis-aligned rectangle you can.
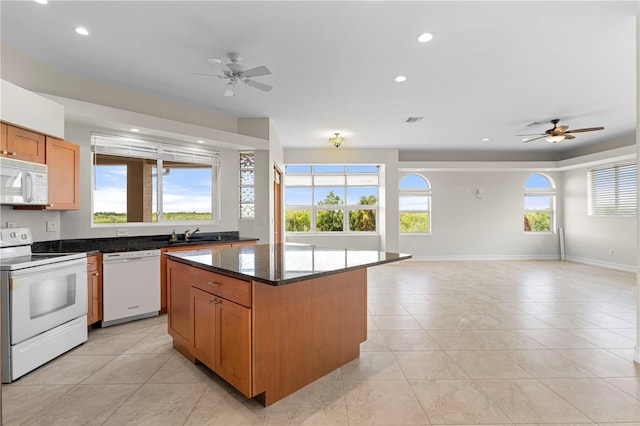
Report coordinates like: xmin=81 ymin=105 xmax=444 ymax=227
xmin=0 ymin=157 xmax=48 ymax=205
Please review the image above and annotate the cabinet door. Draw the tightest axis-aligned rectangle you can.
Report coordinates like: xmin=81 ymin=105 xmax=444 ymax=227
xmin=191 ymin=287 xmax=216 ymax=370
xmin=86 ymin=254 xmax=102 ymax=326
xmin=167 ymin=260 xmax=193 ymax=349
xmin=5 ymin=125 xmax=45 ymax=163
xmin=45 ymin=137 xmax=79 ymax=210
xmin=215 ymin=297 xmax=252 ymax=397
xmin=0 ymin=123 xmax=7 ymax=154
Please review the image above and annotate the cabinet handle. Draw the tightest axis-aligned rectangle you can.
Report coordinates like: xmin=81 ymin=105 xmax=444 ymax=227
xmin=11 ymin=152 xmax=16 ymax=156
xmin=209 ymin=299 xmax=219 ymax=304
xmin=208 ymin=281 xmax=221 ymax=287
xmin=48 ymin=204 xmax=54 ymax=207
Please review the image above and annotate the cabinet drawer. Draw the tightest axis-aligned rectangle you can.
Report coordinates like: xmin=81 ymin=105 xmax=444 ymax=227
xmin=191 ymin=269 xmax=251 ymax=308
xmin=87 ymin=254 xmax=99 ymax=272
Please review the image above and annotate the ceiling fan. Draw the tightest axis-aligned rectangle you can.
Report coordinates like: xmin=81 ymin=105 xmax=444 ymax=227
xmin=518 ymin=119 xmax=604 ymax=143
xmin=192 ymin=52 xmax=272 ymax=97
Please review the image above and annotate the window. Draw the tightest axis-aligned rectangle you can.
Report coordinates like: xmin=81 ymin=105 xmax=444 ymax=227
xmin=284 ymin=164 xmax=379 ymax=233
xmin=588 ymin=162 xmax=637 ymax=216
xmin=399 ymin=174 xmax=431 ymax=233
xmin=524 ymin=174 xmax=555 ymax=232
xmin=239 ymin=152 xmax=255 ymax=219
xmin=92 ymin=134 xmax=220 ymax=225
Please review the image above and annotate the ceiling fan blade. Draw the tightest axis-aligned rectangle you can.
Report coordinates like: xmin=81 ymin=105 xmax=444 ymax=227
xmin=189 ymin=72 xmax=226 ymax=78
xmin=563 ymin=134 xmax=576 ymax=140
xmin=522 ymin=135 xmax=547 ymax=143
xmin=565 ymin=127 xmax=605 ymax=134
xmin=223 ymin=82 xmax=236 ymax=97
xmin=516 ymin=133 xmax=545 ymax=136
xmin=245 ymin=79 xmax=273 ymax=92
xmin=206 ymin=58 xmax=229 ymax=70
xmin=242 ymin=66 xmax=271 ymax=78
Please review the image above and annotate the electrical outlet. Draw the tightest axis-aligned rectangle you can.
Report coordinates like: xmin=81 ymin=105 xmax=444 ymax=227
xmin=116 ymin=228 xmax=129 ymax=236
xmin=46 ymin=221 xmax=57 ymax=232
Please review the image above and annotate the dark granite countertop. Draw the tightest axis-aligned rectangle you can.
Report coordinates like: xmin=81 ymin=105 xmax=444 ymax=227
xmin=32 ymin=232 xmax=258 ymax=254
xmin=165 ymin=243 xmax=412 ymax=286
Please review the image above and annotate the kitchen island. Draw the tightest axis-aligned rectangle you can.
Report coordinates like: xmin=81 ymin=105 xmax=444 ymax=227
xmin=165 ymin=243 xmax=411 ymax=406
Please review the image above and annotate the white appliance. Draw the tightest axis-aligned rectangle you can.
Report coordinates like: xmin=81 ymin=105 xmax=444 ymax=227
xmin=102 ymin=249 xmax=161 ymax=327
xmin=0 ymin=157 xmax=48 ymax=205
xmin=0 ymin=228 xmax=87 ymax=383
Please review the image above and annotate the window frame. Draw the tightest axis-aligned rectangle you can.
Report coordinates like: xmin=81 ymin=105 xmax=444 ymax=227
xmin=587 ymin=162 xmax=637 ymax=217
xmin=523 ymin=173 xmax=556 ymax=234
xmin=284 ymin=164 xmax=380 ymax=234
xmin=398 ymin=173 xmax=431 ymax=235
xmin=90 ymin=133 xmax=221 ymax=227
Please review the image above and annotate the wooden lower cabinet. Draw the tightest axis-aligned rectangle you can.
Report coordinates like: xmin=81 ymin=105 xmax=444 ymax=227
xmin=191 ymin=287 xmax=251 ymax=396
xmin=87 ymin=253 xmax=103 ymax=326
xmin=168 ymin=259 xmax=252 ymax=397
xmin=167 ymin=255 xmax=367 ymax=406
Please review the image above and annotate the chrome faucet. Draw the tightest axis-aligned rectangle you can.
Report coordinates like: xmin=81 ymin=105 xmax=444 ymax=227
xmin=184 ymin=227 xmax=200 ymax=241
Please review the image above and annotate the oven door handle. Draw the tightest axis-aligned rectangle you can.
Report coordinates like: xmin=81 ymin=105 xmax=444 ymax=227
xmin=9 ymin=258 xmax=87 ymax=278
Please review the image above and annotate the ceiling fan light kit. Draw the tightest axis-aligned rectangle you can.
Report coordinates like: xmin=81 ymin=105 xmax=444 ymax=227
xmin=517 ymin=118 xmax=604 ymax=144
xmin=329 ymin=133 xmax=345 ymax=148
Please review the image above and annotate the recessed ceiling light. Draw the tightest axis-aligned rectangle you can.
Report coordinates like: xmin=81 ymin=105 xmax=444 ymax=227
xmin=130 ymin=128 xmax=139 ymax=132
xmin=74 ymin=27 xmax=89 ymax=36
xmin=482 ymin=138 xmax=490 ymax=142
xmin=522 ymin=138 xmax=530 ymax=142
xmin=394 ymin=75 xmax=407 ymax=83
xmin=197 ymin=140 xmax=205 ymax=144
xmin=34 ymin=0 xmax=48 ymax=4
xmin=418 ymin=32 xmax=434 ymax=43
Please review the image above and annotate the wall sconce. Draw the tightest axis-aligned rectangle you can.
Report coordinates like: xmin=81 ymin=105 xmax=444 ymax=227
xmin=329 ymin=132 xmax=344 ymax=148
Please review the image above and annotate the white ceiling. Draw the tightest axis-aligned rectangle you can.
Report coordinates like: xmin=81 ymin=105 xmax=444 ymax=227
xmin=0 ymin=1 xmax=637 ymax=157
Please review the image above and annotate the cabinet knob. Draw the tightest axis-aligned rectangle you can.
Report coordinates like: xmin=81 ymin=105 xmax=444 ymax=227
xmin=1 ymin=150 xmax=7 ymax=155
xmin=11 ymin=152 xmax=16 ymax=156
xmin=209 ymin=299 xmax=219 ymax=305
xmin=48 ymin=204 xmax=54 ymax=207
xmin=94 ymin=272 xmax=100 ymax=276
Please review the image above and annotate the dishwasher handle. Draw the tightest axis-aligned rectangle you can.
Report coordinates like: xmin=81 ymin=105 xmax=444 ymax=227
xmin=103 ymin=250 xmax=161 ymax=263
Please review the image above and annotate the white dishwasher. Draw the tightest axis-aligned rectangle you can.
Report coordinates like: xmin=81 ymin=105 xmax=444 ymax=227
xmin=102 ymin=249 xmax=161 ymax=327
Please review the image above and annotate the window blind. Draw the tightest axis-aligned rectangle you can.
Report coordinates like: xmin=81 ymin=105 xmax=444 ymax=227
xmin=588 ymin=162 xmax=637 ymax=216
xmin=91 ymin=134 xmax=220 ymax=165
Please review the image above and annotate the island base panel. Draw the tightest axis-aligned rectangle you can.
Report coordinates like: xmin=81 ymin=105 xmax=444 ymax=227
xmin=252 ymin=268 xmax=367 ymax=406
xmin=172 ymin=339 xmax=195 ymax=364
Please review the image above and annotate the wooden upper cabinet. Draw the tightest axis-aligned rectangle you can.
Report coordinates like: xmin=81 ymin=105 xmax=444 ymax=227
xmin=0 ymin=123 xmax=7 ymax=154
xmin=4 ymin=124 xmax=46 ymax=163
xmin=44 ymin=137 xmax=80 ymax=210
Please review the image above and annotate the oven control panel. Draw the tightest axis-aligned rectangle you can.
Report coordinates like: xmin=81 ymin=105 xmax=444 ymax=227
xmin=0 ymin=227 xmax=33 ymax=248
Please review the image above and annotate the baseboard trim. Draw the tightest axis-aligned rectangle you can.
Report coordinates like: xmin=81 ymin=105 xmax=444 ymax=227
xmin=565 ymin=256 xmax=636 ymax=273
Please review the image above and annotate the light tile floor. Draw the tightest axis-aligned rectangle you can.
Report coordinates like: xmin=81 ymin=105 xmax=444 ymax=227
xmin=2 ymin=260 xmax=639 ymax=425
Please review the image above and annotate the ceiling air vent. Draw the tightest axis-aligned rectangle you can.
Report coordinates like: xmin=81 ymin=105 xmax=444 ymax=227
xmin=405 ymin=116 xmax=424 ymax=123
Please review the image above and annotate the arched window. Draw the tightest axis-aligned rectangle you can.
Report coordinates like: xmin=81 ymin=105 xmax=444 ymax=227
xmin=524 ymin=173 xmax=555 ymax=233
xmin=399 ymin=174 xmax=431 ymax=234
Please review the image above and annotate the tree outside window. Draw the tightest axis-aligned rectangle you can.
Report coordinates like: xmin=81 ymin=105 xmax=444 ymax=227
xmin=399 ymin=173 xmax=430 ymax=233
xmin=524 ymin=173 xmax=555 ymax=232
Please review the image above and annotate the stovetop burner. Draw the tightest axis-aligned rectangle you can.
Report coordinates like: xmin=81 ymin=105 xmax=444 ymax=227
xmin=0 ymin=228 xmax=86 ymax=270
